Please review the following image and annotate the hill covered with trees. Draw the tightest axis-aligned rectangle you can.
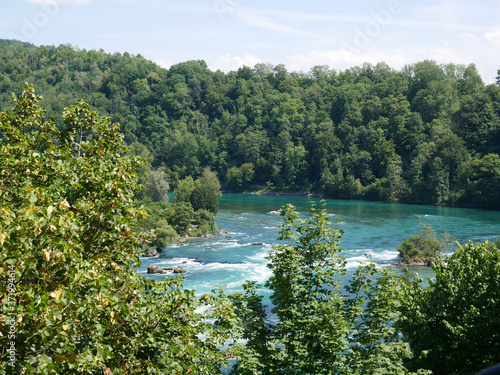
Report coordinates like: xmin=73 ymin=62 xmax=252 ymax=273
xmin=1 ymin=39 xmax=499 ymax=208
xmin=1 ymin=78 xmax=499 ymax=375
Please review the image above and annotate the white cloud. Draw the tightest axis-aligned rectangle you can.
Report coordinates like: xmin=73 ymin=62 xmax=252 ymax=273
xmin=251 ymin=9 xmax=366 ymax=24
xmin=109 ymin=0 xmax=211 ymax=14
xmin=287 ymin=49 xmax=407 ymax=73
xmin=413 ymin=47 xmax=465 ymax=64
xmin=401 ymin=27 xmax=500 ymax=83
xmin=211 ymin=53 xmax=261 ymax=72
xmin=484 ymin=24 xmax=500 ymax=44
xmin=154 ymin=58 xmax=173 ymax=70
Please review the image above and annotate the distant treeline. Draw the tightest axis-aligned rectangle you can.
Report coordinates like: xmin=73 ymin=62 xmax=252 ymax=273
xmin=1 ymin=39 xmax=499 ymax=207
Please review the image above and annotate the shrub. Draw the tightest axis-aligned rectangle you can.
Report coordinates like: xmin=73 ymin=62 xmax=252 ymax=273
xmin=397 ymin=222 xmax=450 ymax=262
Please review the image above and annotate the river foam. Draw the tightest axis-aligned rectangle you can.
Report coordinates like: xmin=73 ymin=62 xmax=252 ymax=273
xmin=139 ymin=194 xmax=500 ymax=295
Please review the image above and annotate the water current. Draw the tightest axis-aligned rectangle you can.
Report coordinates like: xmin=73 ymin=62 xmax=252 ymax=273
xmin=138 ymin=194 xmax=500 ymax=296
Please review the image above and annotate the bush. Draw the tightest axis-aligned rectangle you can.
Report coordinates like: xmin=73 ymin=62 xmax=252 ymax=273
xmin=165 ymin=201 xmax=195 ymax=235
xmin=397 ymin=222 xmax=450 ymax=262
xmin=150 ymin=219 xmax=177 ymax=249
xmin=398 ymin=236 xmax=444 ymax=260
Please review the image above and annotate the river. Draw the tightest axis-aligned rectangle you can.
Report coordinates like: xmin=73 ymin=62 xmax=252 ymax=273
xmin=138 ymin=194 xmax=500 ymax=295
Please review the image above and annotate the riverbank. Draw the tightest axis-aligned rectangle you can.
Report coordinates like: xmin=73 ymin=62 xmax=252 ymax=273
xmin=222 ymin=186 xmax=326 ymax=198
xmin=221 ymin=187 xmax=500 ymax=212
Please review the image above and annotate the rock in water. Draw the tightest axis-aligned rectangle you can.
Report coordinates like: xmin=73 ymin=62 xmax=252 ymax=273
xmin=147 ymin=265 xmax=164 ymax=274
xmin=144 ymin=247 xmax=158 ymax=257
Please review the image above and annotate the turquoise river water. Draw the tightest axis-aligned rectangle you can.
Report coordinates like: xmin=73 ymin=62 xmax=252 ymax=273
xmin=138 ymin=194 xmax=500 ymax=296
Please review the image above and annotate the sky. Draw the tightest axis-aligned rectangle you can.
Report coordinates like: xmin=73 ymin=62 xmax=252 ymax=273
xmin=1 ymin=0 xmax=500 ymax=83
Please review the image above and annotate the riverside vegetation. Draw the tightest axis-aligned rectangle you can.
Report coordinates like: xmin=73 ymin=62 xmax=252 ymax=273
xmin=1 ymin=39 xmax=500 ymax=209
xmin=0 ymin=86 xmax=238 ymax=374
xmin=0 ymin=41 xmax=500 ymax=375
xmin=0 ymin=55 xmax=499 ymax=373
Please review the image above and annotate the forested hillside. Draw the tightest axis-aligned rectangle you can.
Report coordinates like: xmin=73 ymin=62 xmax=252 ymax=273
xmin=1 ymin=39 xmax=499 ymax=207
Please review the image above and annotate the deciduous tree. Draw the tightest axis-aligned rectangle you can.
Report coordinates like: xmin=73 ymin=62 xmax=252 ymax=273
xmin=398 ymin=241 xmax=500 ymax=375
xmin=0 ymin=85 xmax=235 ymax=374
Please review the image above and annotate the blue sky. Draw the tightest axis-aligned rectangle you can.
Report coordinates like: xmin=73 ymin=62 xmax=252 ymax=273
xmin=1 ymin=0 xmax=500 ymax=83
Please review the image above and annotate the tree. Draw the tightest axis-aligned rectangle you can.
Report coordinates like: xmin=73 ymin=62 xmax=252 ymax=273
xmin=225 ymin=163 xmax=255 ymax=191
xmin=174 ymin=175 xmax=195 ymax=202
xmin=264 ymin=203 xmax=348 ymax=374
xmin=144 ymin=167 xmax=170 ymax=202
xmin=386 ymin=154 xmax=407 ymax=201
xmin=398 ymin=241 xmax=500 ymax=375
xmin=343 ymin=265 xmax=425 ymax=375
xmin=453 ymin=92 xmax=499 ymax=154
xmin=232 ymin=203 xmax=424 ymax=375
xmin=0 ymin=85 xmax=235 ymax=374
xmin=464 ymin=154 xmax=500 ymax=208
xmin=190 ymin=167 xmax=222 ymax=214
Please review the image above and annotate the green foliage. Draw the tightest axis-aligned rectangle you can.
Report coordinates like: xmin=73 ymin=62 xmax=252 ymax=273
xmin=397 ymin=222 xmax=451 ymax=262
xmin=175 ymin=168 xmax=221 ymax=215
xmin=192 ymin=208 xmax=217 ymax=235
xmin=232 ymin=203 xmax=426 ymax=375
xmin=165 ymin=201 xmax=195 ymax=235
xmin=227 ymin=282 xmax=272 ymax=375
xmin=174 ymin=176 xmax=195 ymax=203
xmin=190 ymin=183 xmax=219 ymax=214
xmin=135 ymin=201 xmax=178 ymax=250
xmin=264 ymin=203 xmax=348 ymax=374
xmin=344 ymin=265 xmax=428 ymax=375
xmin=0 ymin=85 xmax=234 ymax=374
xmin=463 ymin=153 xmax=500 ymax=208
xmin=191 ymin=168 xmax=222 ymax=214
xmin=397 ymin=241 xmax=500 ymax=375
xmin=150 ymin=219 xmax=177 ymax=249
xmin=225 ymin=163 xmax=255 ymax=191
xmin=144 ymin=168 xmax=170 ymax=202
xmin=135 ymin=166 xmax=221 ymax=244
xmin=1 ymin=41 xmax=499 ymax=207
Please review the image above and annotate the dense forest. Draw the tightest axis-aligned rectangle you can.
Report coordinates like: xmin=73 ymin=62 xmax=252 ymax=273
xmin=1 ymin=39 xmax=500 ymax=208
xmin=1 ymin=62 xmax=499 ymax=373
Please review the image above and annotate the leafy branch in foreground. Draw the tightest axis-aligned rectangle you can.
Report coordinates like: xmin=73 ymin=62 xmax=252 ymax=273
xmin=397 ymin=240 xmax=500 ymax=375
xmin=0 ymin=85 xmax=235 ymax=374
xmin=230 ymin=203 xmax=426 ymax=375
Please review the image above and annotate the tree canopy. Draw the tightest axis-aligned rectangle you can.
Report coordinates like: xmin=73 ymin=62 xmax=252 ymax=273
xmin=0 ymin=85 xmax=498 ymax=374
xmin=1 ymin=40 xmax=500 ymax=207
xmin=0 ymin=85 xmax=235 ymax=374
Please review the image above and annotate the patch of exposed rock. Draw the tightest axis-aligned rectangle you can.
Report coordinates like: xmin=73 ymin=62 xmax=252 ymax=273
xmin=143 ymin=247 xmax=162 ymax=257
xmin=392 ymin=257 xmax=440 ymax=267
xmin=147 ymin=265 xmax=186 ymax=274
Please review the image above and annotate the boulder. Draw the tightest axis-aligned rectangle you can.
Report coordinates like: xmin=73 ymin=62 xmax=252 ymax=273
xmin=393 ymin=258 xmax=438 ymax=267
xmin=147 ymin=265 xmax=164 ymax=274
xmin=147 ymin=265 xmax=185 ymax=274
xmin=144 ymin=247 xmax=158 ymax=257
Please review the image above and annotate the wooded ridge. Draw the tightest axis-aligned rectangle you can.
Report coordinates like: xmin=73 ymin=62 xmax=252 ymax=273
xmin=1 ymin=39 xmax=499 ymax=208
